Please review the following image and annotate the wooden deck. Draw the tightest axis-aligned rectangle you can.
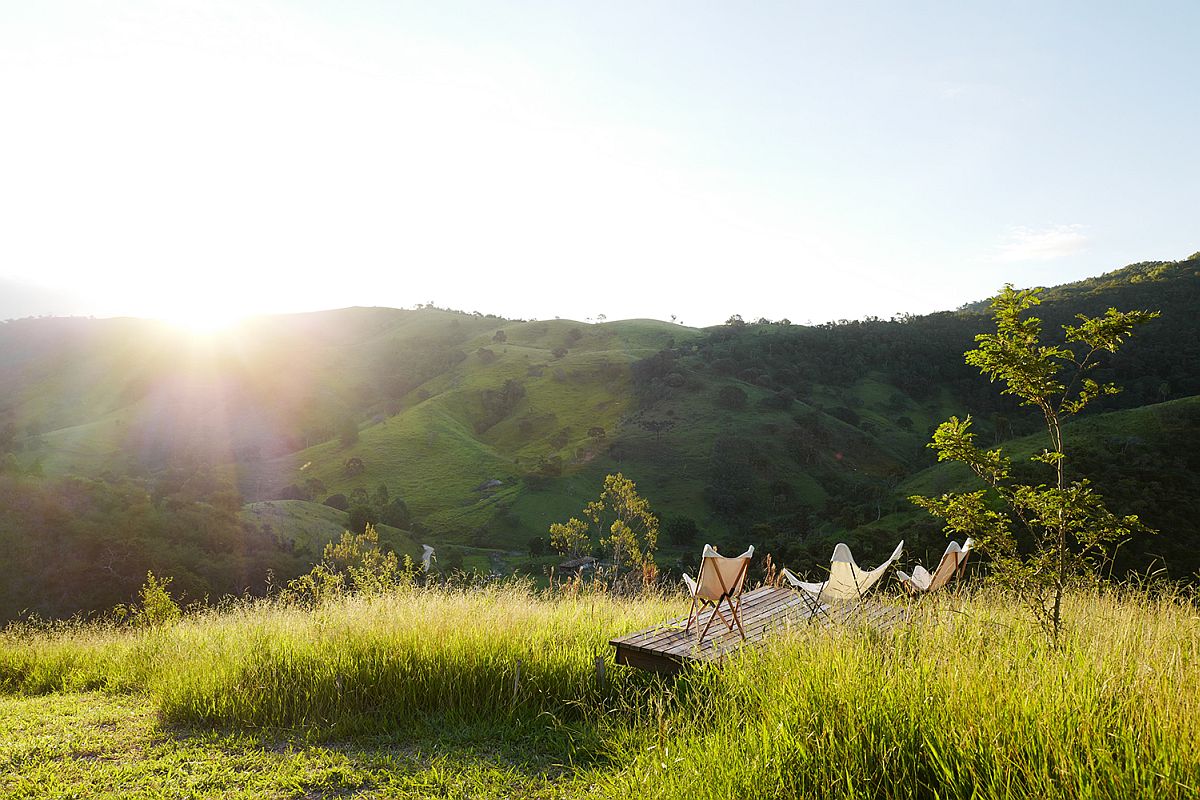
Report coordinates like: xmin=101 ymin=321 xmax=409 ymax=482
xmin=610 ymin=586 xmax=910 ymax=674
xmin=610 ymin=586 xmax=814 ymax=674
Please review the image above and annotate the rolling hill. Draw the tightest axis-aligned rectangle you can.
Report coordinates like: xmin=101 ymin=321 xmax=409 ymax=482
xmin=2 ymin=252 xmax=1198 ymax=619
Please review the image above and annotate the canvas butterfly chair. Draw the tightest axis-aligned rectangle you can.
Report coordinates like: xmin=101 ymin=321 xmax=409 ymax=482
xmin=896 ymin=538 xmax=974 ymax=595
xmin=682 ymin=544 xmax=755 ymax=645
xmin=781 ymin=540 xmax=903 ymax=621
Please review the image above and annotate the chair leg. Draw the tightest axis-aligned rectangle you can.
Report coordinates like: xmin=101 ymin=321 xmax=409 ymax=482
xmin=696 ymin=602 xmax=721 ymax=645
xmin=801 ymin=589 xmax=829 ymax=626
xmin=685 ymin=597 xmax=698 ymax=631
xmin=712 ymin=605 xmax=734 ymax=633
xmin=727 ymin=596 xmax=747 ymax=640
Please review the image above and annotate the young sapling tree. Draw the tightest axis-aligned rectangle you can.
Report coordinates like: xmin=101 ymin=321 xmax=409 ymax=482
xmin=910 ymin=285 xmax=1157 ymax=641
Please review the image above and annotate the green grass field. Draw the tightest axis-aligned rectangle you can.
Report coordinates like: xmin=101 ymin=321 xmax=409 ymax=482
xmin=240 ymin=500 xmax=422 ymax=560
xmin=3 ymin=582 xmax=1198 ymax=799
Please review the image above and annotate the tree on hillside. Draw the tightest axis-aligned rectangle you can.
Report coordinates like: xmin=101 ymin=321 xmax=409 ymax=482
xmin=338 ymin=416 xmax=360 ymax=446
xmin=348 ymin=504 xmax=377 ymax=534
xmin=304 ymin=478 xmax=327 ymax=499
xmin=548 ymin=473 xmax=659 ymax=579
xmin=638 ymin=418 xmax=676 ymax=441
xmin=548 ymin=516 xmax=590 ymax=560
xmin=379 ymin=496 xmax=411 ymax=529
xmin=598 ymin=473 xmax=659 ymax=576
xmin=910 ymin=285 xmax=1158 ymax=642
xmin=665 ymin=516 xmax=699 ymax=545
xmin=284 ymin=524 xmax=406 ymax=602
xmin=716 ymin=385 xmax=748 ymax=410
xmin=476 ymin=379 xmax=526 ymax=434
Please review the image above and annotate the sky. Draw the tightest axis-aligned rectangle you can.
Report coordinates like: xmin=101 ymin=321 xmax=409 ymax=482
xmin=1 ymin=1 xmax=1197 ymax=329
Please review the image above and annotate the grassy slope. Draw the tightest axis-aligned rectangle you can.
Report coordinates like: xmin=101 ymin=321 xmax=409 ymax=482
xmin=855 ymin=395 xmax=1200 ymax=572
xmin=4 ymin=255 xmax=1197 ymax=577
xmin=2 ymin=585 xmax=1198 ymax=799
xmin=242 ymin=317 xmax=702 ymax=548
xmin=240 ymin=500 xmax=422 ymax=561
xmin=0 ymin=307 xmax=1037 ymax=565
xmin=898 ymin=395 xmax=1200 ymax=498
xmin=2 ymin=310 xmax=720 ymax=573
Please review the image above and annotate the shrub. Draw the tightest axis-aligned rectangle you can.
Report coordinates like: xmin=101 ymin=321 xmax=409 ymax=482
xmin=114 ymin=571 xmax=181 ymax=628
xmin=348 ymin=505 xmax=377 ymax=534
xmin=716 ymin=385 xmax=748 ymax=410
xmin=665 ymin=516 xmax=699 ymax=545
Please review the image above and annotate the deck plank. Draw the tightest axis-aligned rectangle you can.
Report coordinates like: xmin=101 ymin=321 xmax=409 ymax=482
xmin=611 ymin=587 xmax=907 ymax=673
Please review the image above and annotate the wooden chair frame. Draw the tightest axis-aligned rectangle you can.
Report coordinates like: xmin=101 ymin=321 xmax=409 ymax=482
xmin=898 ymin=540 xmax=973 ymax=598
xmin=685 ymin=555 xmax=751 ymax=645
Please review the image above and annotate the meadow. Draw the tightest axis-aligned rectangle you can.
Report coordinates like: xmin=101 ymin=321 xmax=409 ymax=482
xmin=2 ymin=580 xmax=1198 ymax=799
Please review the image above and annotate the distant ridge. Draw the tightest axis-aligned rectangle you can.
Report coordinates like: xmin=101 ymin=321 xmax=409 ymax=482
xmin=2 ymin=253 xmax=1198 ymax=620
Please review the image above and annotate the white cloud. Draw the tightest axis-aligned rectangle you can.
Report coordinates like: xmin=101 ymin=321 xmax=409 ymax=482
xmin=992 ymin=225 xmax=1090 ymax=262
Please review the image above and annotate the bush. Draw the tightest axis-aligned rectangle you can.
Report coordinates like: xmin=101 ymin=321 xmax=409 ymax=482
xmin=716 ymin=385 xmax=748 ymax=410
xmin=324 ymin=493 xmax=350 ymax=511
xmin=828 ymin=406 xmax=860 ymax=426
xmin=759 ymin=389 xmax=795 ymax=410
xmin=115 ymin=571 xmax=181 ymax=628
xmin=338 ymin=417 xmax=360 ymax=447
xmin=665 ymin=516 xmax=699 ymax=546
xmin=348 ymin=505 xmax=377 ymax=534
xmin=276 ymin=484 xmax=307 ymax=501
xmin=379 ymin=497 xmax=411 ymax=529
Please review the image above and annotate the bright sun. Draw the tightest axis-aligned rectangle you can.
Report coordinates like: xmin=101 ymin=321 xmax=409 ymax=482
xmin=160 ymin=305 xmax=247 ymax=335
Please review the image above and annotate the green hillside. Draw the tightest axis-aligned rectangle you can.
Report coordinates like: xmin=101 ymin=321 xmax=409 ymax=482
xmin=240 ymin=500 xmax=422 ymax=561
xmin=845 ymin=396 xmax=1200 ymax=579
xmin=2 ymin=253 xmax=1199 ymax=620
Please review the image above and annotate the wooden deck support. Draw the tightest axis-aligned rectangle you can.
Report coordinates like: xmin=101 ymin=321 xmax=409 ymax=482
xmin=610 ymin=586 xmax=910 ymax=674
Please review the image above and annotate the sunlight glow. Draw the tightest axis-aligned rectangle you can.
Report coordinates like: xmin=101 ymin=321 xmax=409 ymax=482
xmin=0 ymin=3 xmax=1195 ymax=325
xmin=158 ymin=304 xmax=247 ymax=335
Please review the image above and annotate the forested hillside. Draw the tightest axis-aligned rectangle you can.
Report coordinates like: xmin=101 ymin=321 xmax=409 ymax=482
xmin=2 ymin=254 xmax=1198 ymax=620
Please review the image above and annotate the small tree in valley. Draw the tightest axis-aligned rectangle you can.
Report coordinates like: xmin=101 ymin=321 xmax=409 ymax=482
xmin=284 ymin=524 xmax=409 ymax=602
xmin=548 ymin=473 xmax=659 ymax=581
xmin=910 ymin=285 xmax=1157 ymax=642
xmin=548 ymin=515 xmax=591 ymax=560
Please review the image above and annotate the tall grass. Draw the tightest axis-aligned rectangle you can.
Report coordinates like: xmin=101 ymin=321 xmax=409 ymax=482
xmin=2 ymin=583 xmax=1198 ymax=798
xmin=0 ymin=583 xmax=676 ymax=735
xmin=598 ymin=589 xmax=1200 ymax=798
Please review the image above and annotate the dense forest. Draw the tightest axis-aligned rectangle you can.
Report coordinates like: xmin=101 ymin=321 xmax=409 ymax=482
xmin=1 ymin=254 xmax=1198 ymax=620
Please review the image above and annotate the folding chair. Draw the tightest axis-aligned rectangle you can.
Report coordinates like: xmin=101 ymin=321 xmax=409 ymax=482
xmin=897 ymin=538 xmax=974 ymax=595
xmin=781 ymin=540 xmax=903 ymax=623
xmin=682 ymin=544 xmax=754 ymax=645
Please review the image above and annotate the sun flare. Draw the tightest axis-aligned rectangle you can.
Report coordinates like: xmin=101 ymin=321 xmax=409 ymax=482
xmin=159 ymin=306 xmax=246 ymax=335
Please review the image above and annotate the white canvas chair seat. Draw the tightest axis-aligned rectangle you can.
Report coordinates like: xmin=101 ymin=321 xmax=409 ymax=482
xmin=897 ymin=539 xmax=973 ymax=594
xmin=682 ymin=544 xmax=754 ymax=644
xmin=781 ymin=540 xmax=903 ymax=610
